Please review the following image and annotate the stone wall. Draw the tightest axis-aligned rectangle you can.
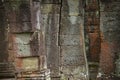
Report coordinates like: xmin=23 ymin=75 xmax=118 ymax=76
xmin=59 ymin=0 xmax=87 ymax=80
xmin=0 ymin=0 xmax=88 ymax=80
xmin=100 ymin=0 xmax=120 ymax=78
xmin=1 ymin=0 xmax=120 ymax=80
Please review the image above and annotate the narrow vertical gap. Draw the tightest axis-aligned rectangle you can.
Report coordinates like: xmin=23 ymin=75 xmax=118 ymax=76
xmin=58 ymin=0 xmax=62 ymax=46
xmin=58 ymin=0 xmax=62 ymax=78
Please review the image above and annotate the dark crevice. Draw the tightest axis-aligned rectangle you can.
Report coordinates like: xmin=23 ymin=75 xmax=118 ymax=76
xmin=58 ymin=0 xmax=62 ymax=46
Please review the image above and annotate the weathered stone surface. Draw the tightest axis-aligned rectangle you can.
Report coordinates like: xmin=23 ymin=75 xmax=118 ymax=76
xmin=5 ymin=7 xmax=16 ymax=22
xmin=11 ymin=33 xmax=40 ymax=57
xmin=41 ymin=0 xmax=61 ymax=4
xmin=100 ymin=1 xmax=120 ymax=76
xmin=12 ymin=31 xmax=47 ymax=72
xmin=13 ymin=33 xmax=31 ymax=44
xmin=0 ymin=32 xmax=6 ymax=43
xmin=46 ymin=45 xmax=60 ymax=76
xmin=41 ymin=4 xmax=60 ymax=14
xmin=60 ymin=0 xmax=84 ymax=35
xmin=100 ymin=11 xmax=120 ymax=51
xmin=9 ymin=22 xmax=33 ymax=33
xmin=5 ymin=1 xmax=38 ymax=32
xmin=60 ymin=15 xmax=82 ymax=35
xmin=51 ymin=78 xmax=60 ymax=80
xmin=60 ymin=35 xmax=80 ymax=46
xmin=85 ymin=2 xmax=99 ymax=11
xmin=100 ymin=2 xmax=120 ymax=12
xmin=13 ymin=44 xmax=31 ymax=57
xmin=42 ymin=14 xmax=60 ymax=34
xmin=60 ymin=46 xmax=85 ymax=66
xmin=8 ymin=50 xmax=15 ymax=62
xmin=0 ymin=8 xmax=8 ymax=62
xmin=42 ymin=13 xmax=60 ymax=77
xmin=4 ymin=0 xmax=29 ymax=2
xmin=7 ymin=33 xmax=15 ymax=62
xmin=62 ymin=0 xmax=83 ymax=16
xmin=115 ymin=59 xmax=120 ymax=76
xmin=100 ymin=12 xmax=118 ymax=22
xmin=89 ymin=33 xmax=100 ymax=62
xmin=15 ymin=57 xmax=39 ymax=71
xmin=61 ymin=66 xmax=87 ymax=80
xmin=100 ymin=12 xmax=120 ymax=42
xmin=101 ymin=31 xmax=120 ymax=43
xmin=17 ymin=2 xmax=31 ymax=22
xmin=46 ymin=33 xmax=58 ymax=46
xmin=100 ymin=40 xmax=115 ymax=74
xmin=31 ymin=1 xmax=42 ymax=30
xmin=100 ymin=12 xmax=120 ymax=32
xmin=5 ymin=1 xmax=31 ymax=22
xmin=0 ymin=9 xmax=6 ymax=41
xmin=59 ymin=1 xmax=87 ymax=80
xmin=41 ymin=6 xmax=60 ymax=77
xmin=42 ymin=13 xmax=60 ymax=71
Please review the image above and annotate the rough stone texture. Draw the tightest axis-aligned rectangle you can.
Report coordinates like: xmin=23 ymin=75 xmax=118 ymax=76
xmin=5 ymin=1 xmax=31 ymax=22
xmin=100 ymin=2 xmax=120 ymax=12
xmin=0 ymin=8 xmax=8 ymax=62
xmin=41 ymin=0 xmax=61 ymax=4
xmin=5 ymin=0 xmax=34 ymax=33
xmin=15 ymin=57 xmax=39 ymax=71
xmin=41 ymin=4 xmax=60 ymax=78
xmin=100 ymin=12 xmax=120 ymax=32
xmin=42 ymin=14 xmax=60 ymax=34
xmin=0 ymin=1 xmax=15 ymax=78
xmin=2 ymin=0 xmax=120 ymax=80
xmin=60 ymin=0 xmax=87 ymax=80
xmin=4 ymin=1 xmax=48 ymax=79
xmin=100 ymin=40 xmax=115 ymax=74
xmin=84 ymin=0 xmax=100 ymax=80
xmin=8 ymin=33 xmax=15 ymax=62
xmin=60 ymin=0 xmax=83 ymax=35
xmin=46 ymin=33 xmax=58 ymax=46
xmin=1 ymin=2 xmax=87 ymax=80
xmin=60 ymin=15 xmax=82 ymax=35
xmin=61 ymin=0 xmax=83 ymax=16
xmin=60 ymin=46 xmax=85 ymax=66
xmin=61 ymin=66 xmax=87 ymax=80
xmin=100 ymin=0 xmax=120 ymax=77
xmin=46 ymin=46 xmax=60 ymax=77
xmin=41 ymin=4 xmax=60 ymax=14
xmin=89 ymin=33 xmax=100 ymax=62
xmin=11 ymin=33 xmax=40 ymax=57
xmin=60 ymin=35 xmax=80 ymax=46
xmin=9 ymin=22 xmax=33 ymax=33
